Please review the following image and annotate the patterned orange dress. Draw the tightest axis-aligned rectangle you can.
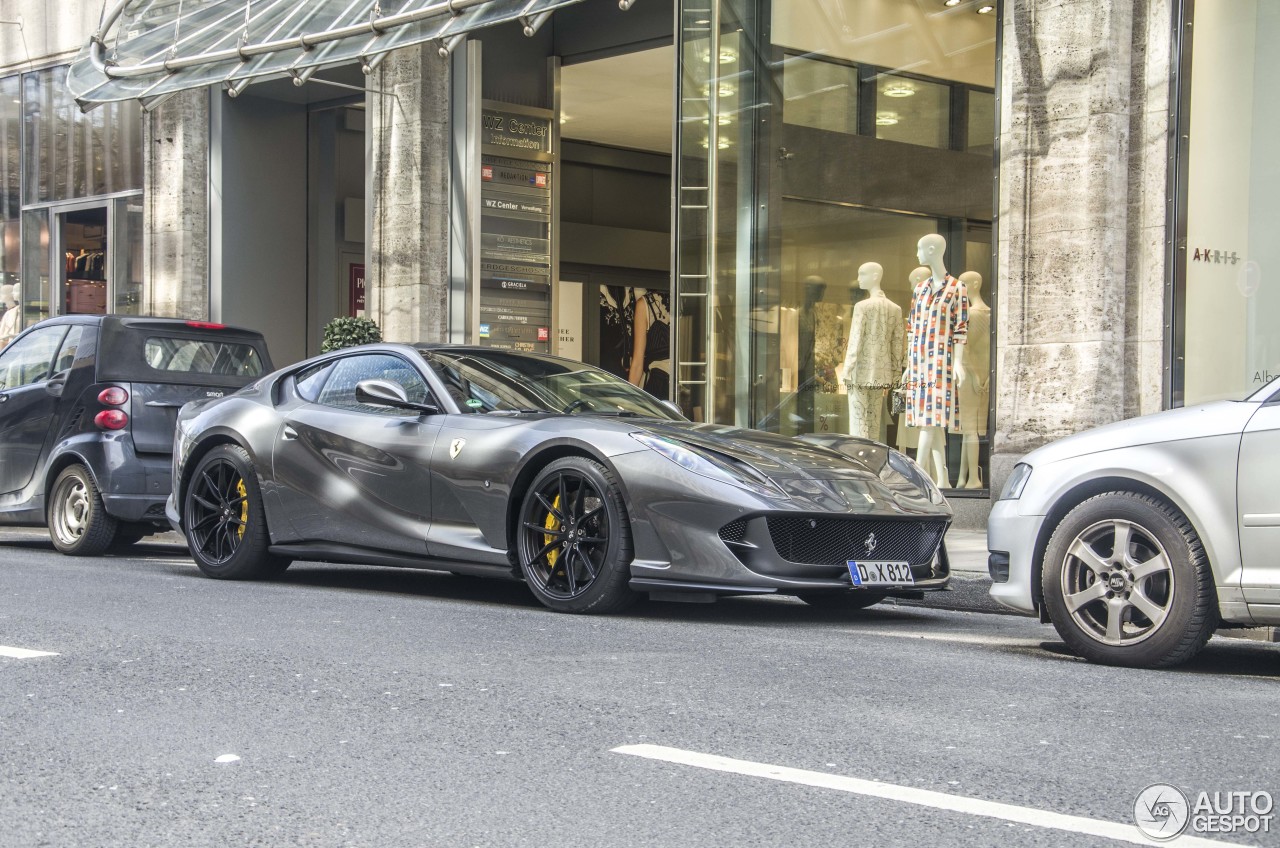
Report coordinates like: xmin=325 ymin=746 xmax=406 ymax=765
xmin=905 ymin=275 xmax=969 ymax=430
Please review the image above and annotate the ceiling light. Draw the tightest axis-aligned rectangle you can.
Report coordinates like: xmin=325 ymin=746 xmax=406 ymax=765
xmin=701 ymin=137 xmax=732 ymax=150
xmin=704 ymin=82 xmax=736 ymax=98
xmin=560 ymin=113 xmax=572 ymax=123
xmin=875 ymin=111 xmax=899 ymax=126
xmin=882 ymin=81 xmax=915 ymax=98
xmin=977 ymin=5 xmax=994 ymax=13
xmin=702 ymin=115 xmax=732 ymax=126
xmin=944 ymin=0 xmax=961 ymax=6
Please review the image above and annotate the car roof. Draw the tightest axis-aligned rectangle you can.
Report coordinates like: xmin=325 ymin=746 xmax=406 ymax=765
xmin=23 ymin=314 xmax=263 ymax=338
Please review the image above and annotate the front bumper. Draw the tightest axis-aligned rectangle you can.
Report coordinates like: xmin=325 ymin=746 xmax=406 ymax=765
xmin=610 ymin=450 xmax=952 ymax=599
xmin=164 ymin=492 xmax=182 ymax=535
xmin=986 ymin=498 xmax=1045 ymax=615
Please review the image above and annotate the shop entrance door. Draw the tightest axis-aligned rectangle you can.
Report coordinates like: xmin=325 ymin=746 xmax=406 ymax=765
xmin=50 ymin=198 xmax=143 ymax=318
xmin=55 ymin=205 xmax=109 ymax=316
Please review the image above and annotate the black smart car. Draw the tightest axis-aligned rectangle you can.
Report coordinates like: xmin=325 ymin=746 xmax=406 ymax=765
xmin=0 ymin=316 xmax=271 ymax=555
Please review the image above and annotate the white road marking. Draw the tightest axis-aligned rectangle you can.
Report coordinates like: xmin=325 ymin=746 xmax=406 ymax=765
xmin=0 ymin=645 xmax=59 ymax=659
xmin=840 ymin=629 xmax=1044 ymax=647
xmin=612 ymin=745 xmax=1237 ymax=847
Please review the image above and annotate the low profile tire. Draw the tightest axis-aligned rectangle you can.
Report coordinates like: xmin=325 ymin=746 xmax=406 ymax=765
xmin=1041 ymin=492 xmax=1216 ymax=669
xmin=48 ymin=464 xmax=118 ymax=556
xmin=516 ymin=456 xmax=636 ymax=614
xmin=797 ymin=591 xmax=886 ymax=610
xmin=184 ymin=444 xmax=290 ymax=580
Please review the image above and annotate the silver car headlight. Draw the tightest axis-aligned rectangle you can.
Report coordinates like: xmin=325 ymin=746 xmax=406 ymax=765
xmin=630 ymin=432 xmax=787 ymax=499
xmin=1000 ymin=462 xmax=1033 ymax=500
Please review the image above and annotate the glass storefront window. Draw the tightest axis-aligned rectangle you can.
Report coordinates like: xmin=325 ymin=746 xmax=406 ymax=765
xmin=22 ymin=68 xmax=142 ymax=205
xmin=1178 ymin=1 xmax=1280 ymax=405
xmin=675 ymin=0 xmax=997 ymax=493
xmin=1 ymin=75 xmax=17 ymax=293
xmin=782 ymin=55 xmax=858 ymax=135
xmin=875 ymin=73 xmax=949 ymax=149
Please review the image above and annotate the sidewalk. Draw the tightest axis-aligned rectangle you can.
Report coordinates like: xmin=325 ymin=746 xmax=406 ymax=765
xmin=946 ymin=527 xmax=988 ymax=576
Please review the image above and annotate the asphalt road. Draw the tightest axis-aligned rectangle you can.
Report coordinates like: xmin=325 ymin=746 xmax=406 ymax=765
xmin=1 ymin=529 xmax=1277 ymax=848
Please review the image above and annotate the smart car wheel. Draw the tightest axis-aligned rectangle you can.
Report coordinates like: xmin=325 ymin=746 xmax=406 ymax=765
xmin=184 ymin=444 xmax=290 ymax=580
xmin=517 ymin=456 xmax=636 ymax=614
xmin=797 ymin=591 xmax=886 ymax=610
xmin=48 ymin=464 xmax=118 ymax=556
xmin=1041 ymin=492 xmax=1216 ymax=668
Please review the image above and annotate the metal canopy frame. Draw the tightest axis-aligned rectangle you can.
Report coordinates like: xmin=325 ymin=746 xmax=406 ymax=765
xmin=68 ymin=0 xmax=636 ymax=110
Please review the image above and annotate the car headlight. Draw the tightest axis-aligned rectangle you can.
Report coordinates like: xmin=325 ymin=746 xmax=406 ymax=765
xmin=885 ymin=448 xmax=945 ymax=505
xmin=1000 ymin=462 xmax=1033 ymax=500
xmin=630 ymin=432 xmax=787 ymax=498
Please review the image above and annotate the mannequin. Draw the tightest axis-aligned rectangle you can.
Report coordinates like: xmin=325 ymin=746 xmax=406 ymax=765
xmin=952 ymin=271 xmax=991 ymax=488
xmin=901 ymin=234 xmax=969 ymax=488
xmin=841 ymin=262 xmax=903 ymax=441
xmin=0 ymin=285 xmax=18 ymax=348
xmin=895 ymin=266 xmax=930 ymax=454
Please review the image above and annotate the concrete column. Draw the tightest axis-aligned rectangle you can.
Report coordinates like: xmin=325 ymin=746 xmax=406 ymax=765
xmin=992 ymin=0 xmax=1172 ymax=488
xmin=367 ymin=44 xmax=451 ymax=344
xmin=142 ymin=89 xmax=209 ymax=319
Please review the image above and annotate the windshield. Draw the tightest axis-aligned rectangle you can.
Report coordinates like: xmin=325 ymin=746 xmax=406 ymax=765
xmin=420 ymin=349 xmax=684 ymax=419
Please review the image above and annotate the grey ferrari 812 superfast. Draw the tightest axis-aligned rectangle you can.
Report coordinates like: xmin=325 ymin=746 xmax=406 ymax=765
xmin=166 ymin=344 xmax=953 ymax=613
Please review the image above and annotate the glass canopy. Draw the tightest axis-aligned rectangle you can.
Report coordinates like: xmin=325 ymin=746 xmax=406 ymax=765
xmin=68 ymin=0 xmax=606 ymax=110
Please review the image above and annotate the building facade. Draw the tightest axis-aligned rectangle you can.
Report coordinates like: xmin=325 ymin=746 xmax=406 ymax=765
xmin=1 ymin=0 xmax=1271 ymax=527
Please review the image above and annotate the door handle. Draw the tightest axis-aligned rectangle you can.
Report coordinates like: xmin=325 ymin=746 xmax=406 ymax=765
xmin=282 ymin=425 xmax=298 ymax=441
xmin=0 ymin=393 xmax=7 ymax=403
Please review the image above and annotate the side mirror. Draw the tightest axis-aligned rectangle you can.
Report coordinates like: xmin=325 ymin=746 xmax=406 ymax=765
xmin=355 ymin=379 xmax=439 ymax=414
xmin=661 ymin=399 xmax=686 ymax=419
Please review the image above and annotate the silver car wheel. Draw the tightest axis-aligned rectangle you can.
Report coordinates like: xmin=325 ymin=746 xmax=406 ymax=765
xmin=52 ymin=477 xmax=91 ymax=546
xmin=1060 ymin=518 xmax=1174 ymax=646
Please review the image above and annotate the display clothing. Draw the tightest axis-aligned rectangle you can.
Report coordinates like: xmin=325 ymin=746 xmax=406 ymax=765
xmin=640 ymin=290 xmax=671 ymax=398
xmin=904 ymin=275 xmax=969 ymax=430
xmin=953 ymin=303 xmax=990 ymax=435
xmin=841 ymin=291 xmax=904 ymax=389
xmin=847 ymin=385 xmax=885 ymax=442
xmin=0 ymin=304 xmax=19 ymax=347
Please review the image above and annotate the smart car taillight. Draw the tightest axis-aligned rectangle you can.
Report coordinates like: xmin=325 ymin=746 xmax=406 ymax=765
xmin=94 ymin=410 xmax=129 ymax=430
xmin=98 ymin=386 xmax=128 ymax=406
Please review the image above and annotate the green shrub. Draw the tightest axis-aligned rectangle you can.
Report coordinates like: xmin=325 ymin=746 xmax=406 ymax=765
xmin=320 ymin=316 xmax=382 ymax=353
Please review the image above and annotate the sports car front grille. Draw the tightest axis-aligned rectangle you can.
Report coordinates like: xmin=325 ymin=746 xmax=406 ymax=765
xmin=766 ymin=516 xmax=947 ymax=566
xmin=718 ymin=519 xmax=749 ymax=545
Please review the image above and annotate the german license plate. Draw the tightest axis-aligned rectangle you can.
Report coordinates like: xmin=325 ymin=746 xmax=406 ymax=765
xmin=847 ymin=561 xmax=915 ymax=587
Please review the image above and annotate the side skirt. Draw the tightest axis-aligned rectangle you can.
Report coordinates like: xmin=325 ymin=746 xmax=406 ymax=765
xmin=267 ymin=543 xmax=521 ymax=580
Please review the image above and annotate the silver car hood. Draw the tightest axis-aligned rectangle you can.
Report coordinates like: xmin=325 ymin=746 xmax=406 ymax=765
xmin=1025 ymin=400 xmax=1259 ymax=466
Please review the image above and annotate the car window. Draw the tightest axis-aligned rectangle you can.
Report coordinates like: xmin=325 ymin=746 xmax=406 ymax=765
xmin=0 ymin=326 xmax=66 ymax=390
xmin=143 ymin=336 xmax=265 ymax=378
xmin=52 ymin=325 xmax=86 ymax=375
xmin=294 ymin=361 xmax=334 ymax=402
xmin=315 ymin=354 xmax=431 ymax=416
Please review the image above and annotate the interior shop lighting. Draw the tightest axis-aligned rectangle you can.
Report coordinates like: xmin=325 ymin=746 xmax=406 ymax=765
xmin=875 ymin=111 xmax=900 ymax=126
xmin=704 ymin=82 xmax=737 ymax=98
xmin=977 ymin=5 xmax=995 ymax=13
xmin=702 ymin=115 xmax=733 ymax=126
xmin=882 ymin=81 xmax=916 ymax=98
xmin=701 ymin=137 xmax=732 ymax=150
xmin=944 ymin=0 xmax=961 ymax=6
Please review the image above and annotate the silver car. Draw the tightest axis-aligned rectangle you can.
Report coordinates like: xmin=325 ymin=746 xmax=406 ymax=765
xmin=988 ymin=378 xmax=1280 ymax=668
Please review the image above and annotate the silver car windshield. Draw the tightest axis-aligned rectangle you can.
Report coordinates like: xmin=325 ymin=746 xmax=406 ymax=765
xmin=419 ymin=349 xmax=682 ymax=419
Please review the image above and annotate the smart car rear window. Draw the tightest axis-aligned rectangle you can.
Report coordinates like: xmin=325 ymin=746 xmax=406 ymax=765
xmin=143 ymin=336 xmax=265 ymax=378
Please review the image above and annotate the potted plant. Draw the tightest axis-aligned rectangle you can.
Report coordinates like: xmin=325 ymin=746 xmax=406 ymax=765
xmin=320 ymin=316 xmax=382 ymax=353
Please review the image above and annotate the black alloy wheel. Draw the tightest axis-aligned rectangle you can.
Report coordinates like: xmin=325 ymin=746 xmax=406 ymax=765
xmin=517 ymin=456 xmax=635 ymax=614
xmin=184 ymin=444 xmax=290 ymax=580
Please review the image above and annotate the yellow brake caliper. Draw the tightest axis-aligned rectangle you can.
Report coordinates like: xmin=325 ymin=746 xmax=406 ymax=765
xmin=543 ymin=494 xmax=562 ymax=568
xmin=236 ymin=479 xmax=248 ymax=540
